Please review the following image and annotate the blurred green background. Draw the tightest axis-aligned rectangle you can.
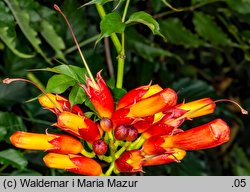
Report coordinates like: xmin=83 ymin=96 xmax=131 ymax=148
xmin=0 ymin=0 xmax=249 ymax=176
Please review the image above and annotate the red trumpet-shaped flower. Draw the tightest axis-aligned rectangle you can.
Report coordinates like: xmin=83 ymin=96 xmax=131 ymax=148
xmin=80 ymin=71 xmax=114 ymax=118
xmin=10 ymin=131 xmax=83 ymax=154
xmin=38 ymin=93 xmax=84 ymax=115
xmin=115 ymin=150 xmax=144 ymax=173
xmin=43 ymin=153 xmax=102 ymax=176
xmin=54 ymin=111 xmax=100 ymax=143
xmin=143 ymin=119 xmax=230 ymax=155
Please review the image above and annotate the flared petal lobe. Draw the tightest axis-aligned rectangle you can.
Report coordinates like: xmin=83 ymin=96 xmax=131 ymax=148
xmin=81 ymin=71 xmax=114 ymax=118
xmin=10 ymin=131 xmax=83 ymax=154
xmin=43 ymin=153 xmax=102 ymax=176
xmin=115 ymin=150 xmax=144 ymax=173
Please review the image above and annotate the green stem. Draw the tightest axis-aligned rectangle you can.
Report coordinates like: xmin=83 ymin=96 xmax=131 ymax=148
xmin=95 ymin=4 xmax=126 ymax=88
xmin=80 ymin=148 xmax=96 ymax=158
xmin=115 ymin=0 xmax=130 ymax=88
xmin=98 ymin=155 xmax=112 ymax=163
xmin=127 ymin=136 xmax=145 ymax=150
xmin=104 ymin=162 xmax=115 ymax=176
xmin=122 ymin=0 xmax=130 ymax=22
xmin=116 ymin=33 xmax=125 ymax=88
xmin=115 ymin=141 xmax=131 ymax=159
xmin=95 ymin=4 xmax=122 ymax=53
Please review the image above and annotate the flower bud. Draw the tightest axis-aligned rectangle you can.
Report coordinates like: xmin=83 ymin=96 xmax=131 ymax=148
xmin=100 ymin=118 xmax=113 ymax=132
xmin=93 ymin=139 xmax=108 ymax=155
xmin=126 ymin=126 xmax=138 ymax=142
xmin=114 ymin=125 xmax=129 ymax=140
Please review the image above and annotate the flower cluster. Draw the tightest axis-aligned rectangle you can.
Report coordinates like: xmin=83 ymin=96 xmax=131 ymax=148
xmin=8 ymin=71 xmax=237 ymax=176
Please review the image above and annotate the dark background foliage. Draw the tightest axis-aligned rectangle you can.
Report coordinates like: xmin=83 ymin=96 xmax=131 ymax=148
xmin=0 ymin=0 xmax=249 ymax=176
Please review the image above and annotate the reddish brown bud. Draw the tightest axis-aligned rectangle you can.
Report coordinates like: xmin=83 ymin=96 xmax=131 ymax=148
xmin=100 ymin=118 xmax=113 ymax=132
xmin=126 ymin=126 xmax=138 ymax=142
xmin=93 ymin=139 xmax=108 ymax=155
xmin=114 ymin=125 xmax=129 ymax=140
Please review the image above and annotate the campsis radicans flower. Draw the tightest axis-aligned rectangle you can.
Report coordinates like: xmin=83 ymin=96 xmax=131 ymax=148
xmin=80 ymin=71 xmax=114 ymax=119
xmin=38 ymin=93 xmax=84 ymax=116
xmin=4 ymin=4 xmax=248 ymax=176
xmin=6 ymin=72 xmax=247 ymax=175
xmin=43 ymin=153 xmax=103 ymax=176
xmin=10 ymin=131 xmax=84 ymax=154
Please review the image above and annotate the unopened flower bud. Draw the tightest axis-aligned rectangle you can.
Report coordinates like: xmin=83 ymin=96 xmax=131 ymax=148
xmin=93 ymin=139 xmax=108 ymax=155
xmin=100 ymin=118 xmax=113 ymax=132
xmin=114 ymin=125 xmax=129 ymax=140
xmin=126 ymin=126 xmax=138 ymax=142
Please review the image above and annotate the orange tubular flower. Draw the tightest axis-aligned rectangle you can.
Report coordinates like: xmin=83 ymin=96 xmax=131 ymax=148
xmin=38 ymin=93 xmax=84 ymax=115
xmin=127 ymin=88 xmax=177 ymax=118
xmin=143 ymin=148 xmax=186 ymax=166
xmin=55 ymin=111 xmax=100 ymax=143
xmin=143 ymin=119 xmax=230 ymax=155
xmin=115 ymin=150 xmax=144 ymax=173
xmin=80 ymin=71 xmax=114 ymax=118
xmin=116 ymin=84 xmax=163 ymax=110
xmin=111 ymin=88 xmax=177 ymax=127
xmin=43 ymin=153 xmax=102 ymax=176
xmin=10 ymin=131 xmax=84 ymax=154
xmin=176 ymin=98 xmax=216 ymax=119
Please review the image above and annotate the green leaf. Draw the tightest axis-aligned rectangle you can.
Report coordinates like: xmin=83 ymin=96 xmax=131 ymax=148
xmin=40 ymin=20 xmax=66 ymax=62
xmin=10 ymin=169 xmax=42 ymax=176
xmin=127 ymin=29 xmax=183 ymax=64
xmin=82 ymin=0 xmax=113 ymax=6
xmin=0 ymin=27 xmax=34 ymax=58
xmin=226 ymin=0 xmax=250 ymax=14
xmin=3 ymin=0 xmax=49 ymax=62
xmin=0 ymin=112 xmax=27 ymax=143
xmin=46 ymin=74 xmax=76 ymax=94
xmin=97 ymin=12 xmax=126 ymax=43
xmin=112 ymin=88 xmax=127 ymax=102
xmin=160 ymin=18 xmax=204 ymax=48
xmin=126 ymin=11 xmax=165 ymax=38
xmin=0 ymin=82 xmax=28 ymax=107
xmin=193 ymin=12 xmax=232 ymax=46
xmin=172 ymin=78 xmax=215 ymax=101
xmin=0 ymin=1 xmax=14 ymax=27
xmin=38 ymin=64 xmax=87 ymax=83
xmin=0 ymin=149 xmax=28 ymax=170
xmin=69 ymin=84 xmax=86 ymax=107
